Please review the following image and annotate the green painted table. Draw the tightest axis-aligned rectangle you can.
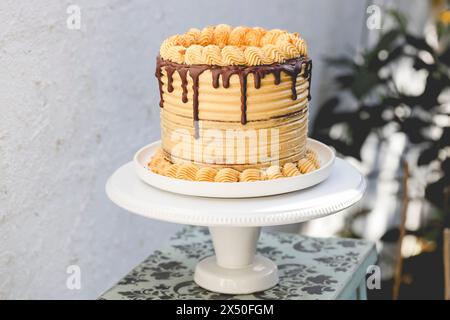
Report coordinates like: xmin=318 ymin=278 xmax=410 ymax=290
xmin=100 ymin=226 xmax=377 ymax=300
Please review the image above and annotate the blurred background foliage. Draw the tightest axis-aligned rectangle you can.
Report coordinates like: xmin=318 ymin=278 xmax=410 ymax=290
xmin=311 ymin=1 xmax=450 ymax=299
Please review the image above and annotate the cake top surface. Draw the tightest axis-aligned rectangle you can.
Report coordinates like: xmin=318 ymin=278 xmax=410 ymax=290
xmin=159 ymin=24 xmax=308 ymax=66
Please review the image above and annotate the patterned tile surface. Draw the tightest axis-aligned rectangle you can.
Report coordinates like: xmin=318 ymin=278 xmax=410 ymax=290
xmin=100 ymin=226 xmax=376 ymax=300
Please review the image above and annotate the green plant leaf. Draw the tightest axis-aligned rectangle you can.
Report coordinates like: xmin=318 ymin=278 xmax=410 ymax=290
xmin=399 ymin=117 xmax=430 ymax=144
xmin=368 ymin=45 xmax=404 ymax=71
xmin=375 ymin=29 xmax=402 ymax=52
xmin=336 ymin=74 xmax=354 ymax=88
xmin=438 ymin=47 xmax=450 ymax=66
xmin=364 ymin=29 xmax=403 ymax=72
xmin=418 ymin=146 xmax=440 ymax=166
xmin=425 ymin=177 xmax=450 ymax=212
xmin=351 ymin=70 xmax=380 ymax=99
xmin=387 ymin=9 xmax=407 ymax=33
xmin=324 ymin=56 xmax=356 ymax=68
xmin=405 ymin=34 xmax=434 ymax=53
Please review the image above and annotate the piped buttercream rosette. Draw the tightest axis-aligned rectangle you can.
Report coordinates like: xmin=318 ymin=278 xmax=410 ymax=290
xmin=159 ymin=24 xmax=308 ymax=66
xmin=148 ymin=148 xmax=320 ymax=182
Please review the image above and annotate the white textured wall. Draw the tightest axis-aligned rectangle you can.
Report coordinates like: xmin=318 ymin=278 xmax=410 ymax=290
xmin=0 ymin=0 xmax=366 ymax=299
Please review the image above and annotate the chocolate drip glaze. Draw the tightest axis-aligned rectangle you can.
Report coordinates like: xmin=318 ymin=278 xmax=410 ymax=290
xmin=239 ymin=73 xmax=248 ymax=124
xmin=155 ymin=60 xmax=164 ymax=108
xmin=211 ymin=68 xmax=221 ymax=89
xmin=166 ymin=67 xmax=175 ymax=92
xmin=307 ymin=61 xmax=313 ymax=101
xmin=178 ymin=68 xmax=189 ymax=103
xmin=272 ymin=69 xmax=281 ymax=85
xmin=189 ymin=67 xmax=209 ymax=122
xmin=155 ymin=55 xmax=312 ymax=132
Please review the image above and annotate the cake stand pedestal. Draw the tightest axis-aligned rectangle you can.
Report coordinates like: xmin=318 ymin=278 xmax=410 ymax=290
xmin=105 ymin=158 xmax=365 ymax=294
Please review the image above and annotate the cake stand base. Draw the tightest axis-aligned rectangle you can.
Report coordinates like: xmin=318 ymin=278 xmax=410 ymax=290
xmin=194 ymin=255 xmax=278 ymax=295
xmin=193 ymin=226 xmax=278 ymax=294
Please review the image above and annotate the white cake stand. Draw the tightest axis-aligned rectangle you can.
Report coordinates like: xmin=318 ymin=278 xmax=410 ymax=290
xmin=105 ymin=158 xmax=365 ymax=294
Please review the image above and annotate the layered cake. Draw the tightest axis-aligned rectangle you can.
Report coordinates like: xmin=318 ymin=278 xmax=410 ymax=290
xmin=149 ymin=25 xmax=319 ymax=182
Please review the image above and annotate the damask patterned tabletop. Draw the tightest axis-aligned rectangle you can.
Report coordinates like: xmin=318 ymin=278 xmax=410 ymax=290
xmin=100 ymin=226 xmax=377 ymax=300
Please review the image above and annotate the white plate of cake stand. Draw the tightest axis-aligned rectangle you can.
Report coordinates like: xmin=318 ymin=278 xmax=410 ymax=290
xmin=134 ymin=139 xmax=335 ymax=198
xmin=105 ymin=144 xmax=366 ymax=295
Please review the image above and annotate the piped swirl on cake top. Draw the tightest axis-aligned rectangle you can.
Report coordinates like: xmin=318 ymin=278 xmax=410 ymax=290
xmin=159 ymin=24 xmax=308 ymax=66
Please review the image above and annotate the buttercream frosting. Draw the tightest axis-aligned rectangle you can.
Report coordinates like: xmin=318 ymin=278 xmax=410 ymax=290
xmin=159 ymin=25 xmax=308 ymax=66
